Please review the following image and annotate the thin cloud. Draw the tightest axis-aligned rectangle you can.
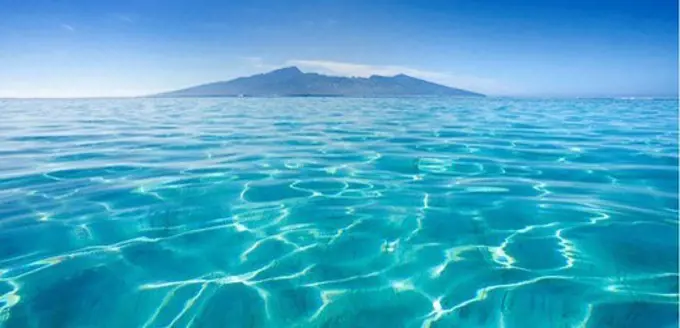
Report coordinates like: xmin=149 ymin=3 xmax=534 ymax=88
xmin=286 ymin=59 xmax=511 ymax=94
xmin=286 ymin=59 xmax=446 ymax=79
xmin=61 ymin=24 xmax=75 ymax=32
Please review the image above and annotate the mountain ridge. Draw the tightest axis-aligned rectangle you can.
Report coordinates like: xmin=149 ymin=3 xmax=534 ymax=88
xmin=152 ymin=66 xmax=485 ymax=97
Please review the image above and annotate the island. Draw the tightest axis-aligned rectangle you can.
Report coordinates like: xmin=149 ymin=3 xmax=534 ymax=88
xmin=152 ymin=66 xmax=484 ymax=97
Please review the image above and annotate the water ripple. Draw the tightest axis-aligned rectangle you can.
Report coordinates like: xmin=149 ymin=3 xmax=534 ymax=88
xmin=0 ymin=98 xmax=677 ymax=327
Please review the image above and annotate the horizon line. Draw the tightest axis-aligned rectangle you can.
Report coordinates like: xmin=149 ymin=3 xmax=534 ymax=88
xmin=1 ymin=95 xmax=678 ymax=100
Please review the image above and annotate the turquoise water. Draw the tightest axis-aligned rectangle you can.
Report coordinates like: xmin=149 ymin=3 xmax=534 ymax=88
xmin=0 ymin=98 xmax=677 ymax=327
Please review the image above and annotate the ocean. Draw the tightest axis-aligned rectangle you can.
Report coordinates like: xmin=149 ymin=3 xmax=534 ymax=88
xmin=0 ymin=98 xmax=677 ymax=327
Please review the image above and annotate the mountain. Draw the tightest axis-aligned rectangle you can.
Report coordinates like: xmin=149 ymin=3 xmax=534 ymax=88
xmin=152 ymin=67 xmax=484 ymax=97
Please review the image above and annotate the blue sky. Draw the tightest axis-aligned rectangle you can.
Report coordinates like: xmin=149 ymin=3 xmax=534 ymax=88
xmin=0 ymin=0 xmax=677 ymax=97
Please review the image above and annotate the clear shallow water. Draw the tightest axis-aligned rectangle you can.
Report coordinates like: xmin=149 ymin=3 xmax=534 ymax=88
xmin=0 ymin=98 xmax=677 ymax=327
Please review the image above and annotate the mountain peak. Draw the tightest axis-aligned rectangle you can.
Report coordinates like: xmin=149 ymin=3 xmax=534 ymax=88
xmin=268 ymin=66 xmax=303 ymax=75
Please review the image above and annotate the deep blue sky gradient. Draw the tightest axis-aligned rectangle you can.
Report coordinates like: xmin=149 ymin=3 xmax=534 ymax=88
xmin=1 ymin=0 xmax=677 ymax=97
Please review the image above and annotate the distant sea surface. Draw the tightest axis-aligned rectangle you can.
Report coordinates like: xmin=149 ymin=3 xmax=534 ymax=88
xmin=0 ymin=98 xmax=677 ymax=327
